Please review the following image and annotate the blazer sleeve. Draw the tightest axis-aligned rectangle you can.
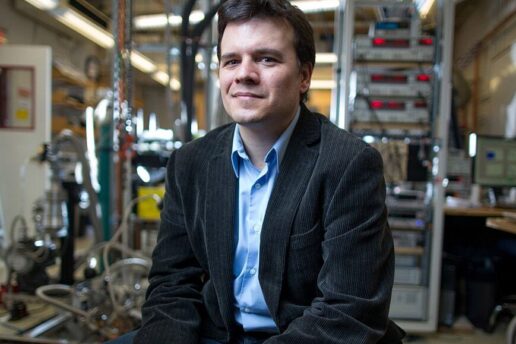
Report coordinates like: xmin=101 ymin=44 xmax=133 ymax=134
xmin=134 ymin=150 xmax=204 ymax=343
xmin=267 ymin=145 xmax=395 ymax=344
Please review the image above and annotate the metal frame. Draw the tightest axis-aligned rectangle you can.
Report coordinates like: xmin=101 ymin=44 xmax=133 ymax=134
xmin=334 ymin=0 xmax=455 ymax=333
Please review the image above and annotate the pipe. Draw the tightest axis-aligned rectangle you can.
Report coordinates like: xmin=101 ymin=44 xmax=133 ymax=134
xmin=35 ymin=284 xmax=92 ymax=320
xmin=52 ymin=131 xmax=103 ymax=244
xmin=180 ymin=0 xmax=222 ymax=142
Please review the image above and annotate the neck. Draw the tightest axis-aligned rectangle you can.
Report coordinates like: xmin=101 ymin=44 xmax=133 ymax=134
xmin=239 ymin=126 xmax=276 ymax=170
xmin=238 ymin=106 xmax=299 ymax=169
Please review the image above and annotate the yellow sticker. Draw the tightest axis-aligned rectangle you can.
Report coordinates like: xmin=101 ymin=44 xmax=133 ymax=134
xmin=15 ymin=108 xmax=29 ymax=121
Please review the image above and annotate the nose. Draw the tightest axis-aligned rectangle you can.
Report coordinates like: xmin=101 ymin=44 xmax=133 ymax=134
xmin=235 ymin=58 xmax=259 ymax=84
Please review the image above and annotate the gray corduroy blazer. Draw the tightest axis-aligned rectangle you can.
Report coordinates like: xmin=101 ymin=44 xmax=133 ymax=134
xmin=134 ymin=104 xmax=404 ymax=343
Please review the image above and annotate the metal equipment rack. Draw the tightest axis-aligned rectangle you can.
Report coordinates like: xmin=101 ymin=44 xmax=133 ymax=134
xmin=330 ymin=0 xmax=455 ymax=332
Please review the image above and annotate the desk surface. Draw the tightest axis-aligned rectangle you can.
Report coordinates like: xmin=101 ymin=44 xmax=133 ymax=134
xmin=444 ymin=207 xmax=516 ymax=234
xmin=486 ymin=217 xmax=516 ymax=235
xmin=444 ymin=206 xmax=508 ymax=217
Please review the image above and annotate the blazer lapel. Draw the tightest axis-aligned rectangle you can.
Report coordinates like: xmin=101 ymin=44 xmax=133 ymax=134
xmin=205 ymin=126 xmax=237 ymax=330
xmin=259 ymin=106 xmax=321 ymax=323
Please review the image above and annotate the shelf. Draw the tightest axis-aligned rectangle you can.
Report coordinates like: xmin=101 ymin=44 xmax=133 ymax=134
xmin=50 ymin=61 xmax=94 ymax=138
xmin=350 ymin=122 xmax=430 ymax=131
xmin=353 ymin=61 xmax=434 ymax=68
xmin=395 ymin=246 xmax=425 ymax=256
xmin=336 ymin=0 xmax=454 ymax=333
xmin=52 ymin=61 xmax=89 ymax=88
xmin=444 ymin=206 xmax=507 ymax=217
xmin=354 ymin=0 xmax=415 ymax=8
xmin=51 ymin=116 xmax=86 ymax=137
xmin=52 ymin=99 xmax=87 ymax=111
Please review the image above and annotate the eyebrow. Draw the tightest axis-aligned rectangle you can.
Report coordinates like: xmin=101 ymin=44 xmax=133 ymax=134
xmin=220 ymin=48 xmax=284 ymax=61
xmin=253 ymin=48 xmax=283 ymax=58
xmin=220 ymin=53 xmax=239 ymax=61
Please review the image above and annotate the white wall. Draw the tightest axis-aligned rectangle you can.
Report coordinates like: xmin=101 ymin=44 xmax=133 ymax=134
xmin=0 ymin=45 xmax=52 ymax=245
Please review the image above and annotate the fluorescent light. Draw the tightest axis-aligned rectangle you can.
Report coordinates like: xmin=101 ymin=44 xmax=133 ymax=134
xmin=310 ymin=80 xmax=336 ymax=89
xmin=130 ymin=51 xmax=157 ymax=73
xmin=133 ymin=1 xmax=341 ymax=30
xmin=134 ymin=14 xmax=170 ymax=30
xmin=28 ymin=1 xmax=169 ymax=88
xmin=133 ymin=1 xmax=342 ymax=30
xmin=24 ymin=0 xmax=58 ymax=10
xmin=291 ymin=0 xmax=339 ymax=13
xmin=468 ymin=133 xmax=477 ymax=158
xmin=134 ymin=10 xmax=205 ymax=30
xmin=152 ymin=70 xmax=169 ymax=85
xmin=152 ymin=70 xmax=181 ymax=90
xmin=315 ymin=53 xmax=337 ymax=64
xmin=52 ymin=7 xmax=114 ymax=48
xmin=135 ymin=2 xmax=338 ymax=29
xmin=170 ymin=78 xmax=181 ymax=91
xmin=189 ymin=11 xmax=205 ymax=24
xmin=417 ymin=0 xmax=435 ymax=18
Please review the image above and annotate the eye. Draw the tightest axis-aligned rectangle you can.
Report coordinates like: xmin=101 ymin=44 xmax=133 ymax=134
xmin=259 ymin=56 xmax=277 ymax=64
xmin=222 ymin=59 xmax=239 ymax=67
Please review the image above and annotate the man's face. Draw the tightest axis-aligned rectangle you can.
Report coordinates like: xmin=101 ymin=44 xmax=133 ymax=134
xmin=218 ymin=17 xmax=312 ymax=133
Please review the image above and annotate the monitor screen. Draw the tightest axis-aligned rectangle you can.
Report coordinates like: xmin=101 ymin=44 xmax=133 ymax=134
xmin=470 ymin=134 xmax=516 ymax=187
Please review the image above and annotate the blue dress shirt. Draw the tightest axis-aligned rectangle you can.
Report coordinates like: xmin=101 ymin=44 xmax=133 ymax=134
xmin=230 ymin=109 xmax=300 ymax=332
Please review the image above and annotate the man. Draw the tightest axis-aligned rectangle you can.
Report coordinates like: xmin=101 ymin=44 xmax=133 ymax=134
xmin=132 ymin=0 xmax=404 ymax=343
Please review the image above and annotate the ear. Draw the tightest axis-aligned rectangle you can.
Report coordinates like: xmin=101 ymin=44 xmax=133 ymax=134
xmin=299 ymin=63 xmax=313 ymax=94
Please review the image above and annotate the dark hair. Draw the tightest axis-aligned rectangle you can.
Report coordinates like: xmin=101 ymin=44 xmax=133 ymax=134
xmin=217 ymin=0 xmax=315 ymax=102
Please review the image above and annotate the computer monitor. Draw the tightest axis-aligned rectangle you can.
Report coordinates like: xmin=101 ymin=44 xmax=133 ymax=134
xmin=469 ymin=134 xmax=516 ymax=187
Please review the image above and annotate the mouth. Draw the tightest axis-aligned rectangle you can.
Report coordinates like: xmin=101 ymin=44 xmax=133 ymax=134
xmin=232 ymin=92 xmax=263 ymax=99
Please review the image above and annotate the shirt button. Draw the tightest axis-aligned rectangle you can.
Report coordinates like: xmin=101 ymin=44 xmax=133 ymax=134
xmin=244 ymin=307 xmax=250 ymax=313
xmin=255 ymin=183 xmax=261 ymax=189
xmin=253 ymin=224 xmax=261 ymax=233
xmin=249 ymin=268 xmax=257 ymax=275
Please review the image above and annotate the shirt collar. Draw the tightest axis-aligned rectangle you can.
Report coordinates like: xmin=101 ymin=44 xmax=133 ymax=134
xmin=231 ymin=107 xmax=301 ymax=177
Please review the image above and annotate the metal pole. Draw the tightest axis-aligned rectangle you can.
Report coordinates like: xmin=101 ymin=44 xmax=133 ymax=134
xmin=122 ymin=0 xmax=134 ymax=249
xmin=165 ymin=0 xmax=174 ymax=130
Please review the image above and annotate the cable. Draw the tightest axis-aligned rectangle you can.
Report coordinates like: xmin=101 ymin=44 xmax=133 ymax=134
xmin=35 ymin=284 xmax=114 ymax=338
xmin=9 ymin=215 xmax=28 ymax=242
xmin=6 ymin=214 xmax=49 ymax=270
xmin=102 ymin=194 xmax=160 ymax=317
xmin=31 ymin=166 xmax=159 ymax=333
xmin=35 ymin=284 xmax=92 ymax=321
